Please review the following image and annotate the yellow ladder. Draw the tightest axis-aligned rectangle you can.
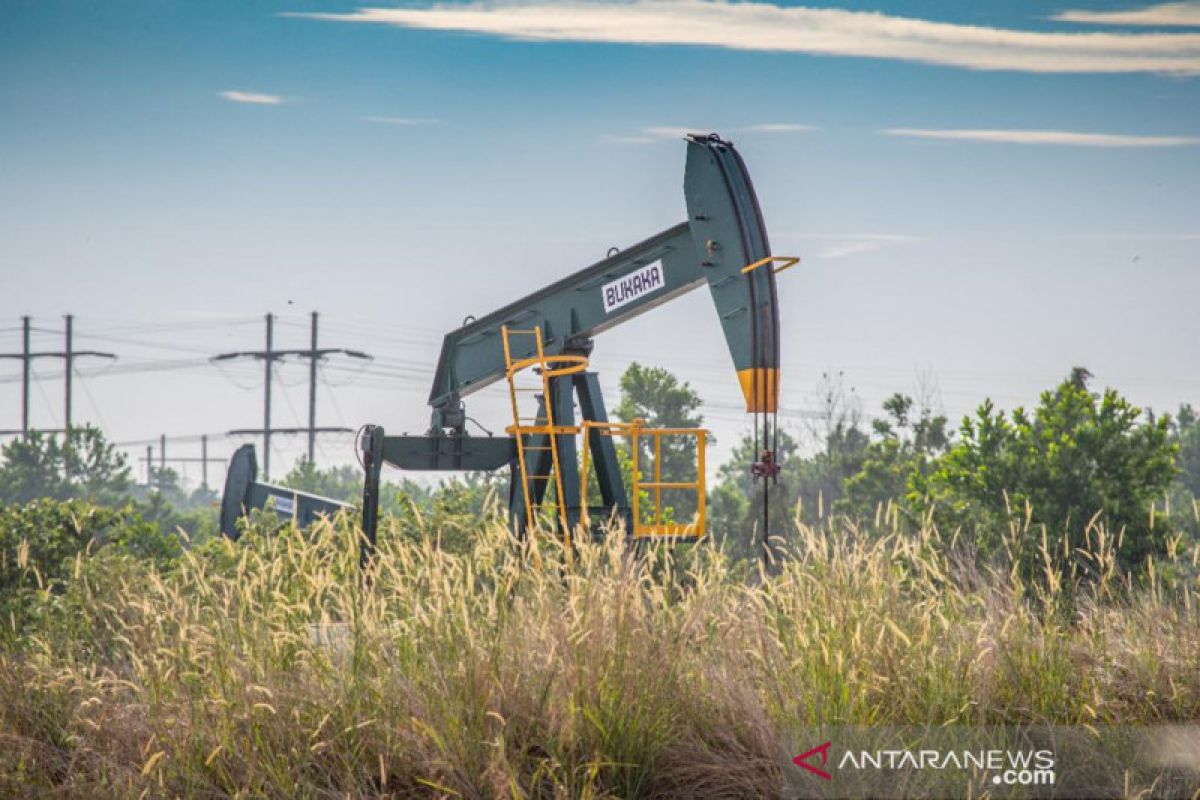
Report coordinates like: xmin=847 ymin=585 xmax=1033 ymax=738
xmin=501 ymin=326 xmax=588 ymax=538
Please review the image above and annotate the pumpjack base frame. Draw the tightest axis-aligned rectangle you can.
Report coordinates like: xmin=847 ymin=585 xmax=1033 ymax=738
xmin=358 ymin=370 xmax=632 ymax=559
xmin=358 ymin=369 xmax=708 ymax=563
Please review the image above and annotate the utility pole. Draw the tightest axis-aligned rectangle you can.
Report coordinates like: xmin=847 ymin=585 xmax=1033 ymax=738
xmin=264 ymin=313 xmax=273 ymax=478
xmin=0 ymin=316 xmax=115 ymax=437
xmin=215 ymin=312 xmax=370 ymax=481
xmin=21 ymin=317 xmax=29 ymax=435
xmin=65 ymin=315 xmax=73 ymax=434
xmin=216 ymin=313 xmax=282 ymax=479
xmin=140 ymin=440 xmax=224 ymax=490
xmin=308 ymin=312 xmax=318 ymax=462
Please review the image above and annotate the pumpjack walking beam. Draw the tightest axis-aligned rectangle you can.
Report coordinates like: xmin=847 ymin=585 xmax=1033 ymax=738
xmin=359 ymin=134 xmax=792 ymax=561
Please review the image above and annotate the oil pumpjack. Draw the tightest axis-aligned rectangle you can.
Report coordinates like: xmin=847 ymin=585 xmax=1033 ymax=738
xmin=221 ymin=134 xmax=793 ymax=564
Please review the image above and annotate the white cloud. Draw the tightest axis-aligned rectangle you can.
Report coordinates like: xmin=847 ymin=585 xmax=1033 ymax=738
xmin=602 ymin=122 xmax=814 ymax=144
xmin=286 ymin=1 xmax=1200 ymax=75
xmin=783 ymin=233 xmax=927 ymax=242
xmin=599 ymin=133 xmax=658 ymax=144
xmin=819 ymin=240 xmax=891 ymax=259
xmin=882 ymin=127 xmax=1200 ymax=146
xmin=1055 ymin=2 xmax=1200 ymax=27
xmin=778 ymin=232 xmax=928 ymax=260
xmin=1079 ymin=233 xmax=1200 ymax=240
xmin=220 ymin=90 xmax=285 ymax=105
xmin=362 ymin=116 xmax=443 ymax=125
xmin=599 ymin=126 xmax=712 ymax=144
xmin=643 ymin=125 xmax=715 ymax=139
xmin=742 ymin=123 xmax=816 ymax=133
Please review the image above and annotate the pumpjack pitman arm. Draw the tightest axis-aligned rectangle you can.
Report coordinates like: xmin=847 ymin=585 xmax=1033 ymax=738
xmin=359 ymin=133 xmax=787 ymax=558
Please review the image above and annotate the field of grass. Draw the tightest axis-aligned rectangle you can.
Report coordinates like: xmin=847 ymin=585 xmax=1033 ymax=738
xmin=2 ymin=510 xmax=1199 ymax=798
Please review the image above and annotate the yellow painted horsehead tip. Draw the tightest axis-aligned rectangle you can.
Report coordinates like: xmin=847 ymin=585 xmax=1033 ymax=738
xmin=737 ymin=368 xmax=780 ymax=413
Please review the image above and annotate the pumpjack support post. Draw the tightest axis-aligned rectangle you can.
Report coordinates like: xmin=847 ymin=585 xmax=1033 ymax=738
xmin=360 ymin=424 xmax=385 ymax=568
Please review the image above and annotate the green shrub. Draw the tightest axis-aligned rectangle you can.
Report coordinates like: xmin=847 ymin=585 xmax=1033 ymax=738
xmin=0 ymin=498 xmax=180 ymax=636
xmin=0 ymin=426 xmax=131 ymax=506
xmin=916 ymin=370 xmax=1177 ymax=572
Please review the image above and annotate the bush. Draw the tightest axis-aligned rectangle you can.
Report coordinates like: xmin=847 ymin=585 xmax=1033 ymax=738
xmin=0 ymin=426 xmax=131 ymax=506
xmin=0 ymin=498 xmax=180 ymax=635
xmin=914 ymin=369 xmax=1177 ymax=572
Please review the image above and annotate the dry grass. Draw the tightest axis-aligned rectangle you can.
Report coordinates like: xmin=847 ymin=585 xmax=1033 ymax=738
xmin=1 ymin=510 xmax=1198 ymax=798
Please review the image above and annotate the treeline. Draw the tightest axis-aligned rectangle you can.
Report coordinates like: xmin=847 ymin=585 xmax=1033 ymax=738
xmin=595 ymin=363 xmax=1198 ymax=574
xmin=1 ymin=363 xmax=1197 ymax=586
xmin=710 ymin=366 xmax=1198 ymax=571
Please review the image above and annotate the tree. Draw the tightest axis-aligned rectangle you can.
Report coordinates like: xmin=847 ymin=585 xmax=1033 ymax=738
xmin=282 ymin=459 xmax=367 ymax=503
xmin=1166 ymin=404 xmax=1200 ymax=540
xmin=0 ymin=498 xmax=180 ymax=632
xmin=710 ymin=372 xmax=869 ymax=557
xmin=1171 ymin=404 xmax=1200 ymax=499
xmin=148 ymin=466 xmax=188 ymax=506
xmin=280 ymin=457 xmax=431 ymax=513
xmin=395 ymin=471 xmax=509 ymax=552
xmin=0 ymin=426 xmax=131 ymax=506
xmin=917 ymin=369 xmax=1177 ymax=568
xmin=792 ymin=372 xmax=870 ymax=523
xmin=839 ymin=393 xmax=950 ymax=523
xmin=614 ymin=363 xmax=707 ymax=522
xmin=708 ymin=426 xmax=801 ymax=559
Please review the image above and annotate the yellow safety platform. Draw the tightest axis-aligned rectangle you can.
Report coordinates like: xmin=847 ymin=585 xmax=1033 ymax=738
xmin=501 ymin=325 xmax=707 ymax=542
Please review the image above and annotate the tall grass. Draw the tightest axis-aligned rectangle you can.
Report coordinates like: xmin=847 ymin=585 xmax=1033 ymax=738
xmin=2 ymin=509 xmax=1198 ymax=798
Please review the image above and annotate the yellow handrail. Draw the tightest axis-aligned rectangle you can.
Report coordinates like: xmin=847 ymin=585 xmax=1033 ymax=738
xmin=504 ymin=327 xmax=708 ymax=547
xmin=505 ymin=353 xmax=589 ymax=379
xmin=579 ymin=420 xmax=707 ymax=540
xmin=741 ymin=255 xmax=800 ymax=275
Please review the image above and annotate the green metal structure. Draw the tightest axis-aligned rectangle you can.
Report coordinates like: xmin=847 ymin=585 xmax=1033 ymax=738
xmin=219 ymin=133 xmax=789 ymax=562
xmin=219 ymin=444 xmax=350 ymax=540
xmin=358 ymin=133 xmax=788 ymax=563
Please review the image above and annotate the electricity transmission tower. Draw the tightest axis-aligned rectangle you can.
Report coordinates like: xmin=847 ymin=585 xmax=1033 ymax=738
xmin=214 ymin=312 xmax=370 ymax=480
xmin=0 ymin=315 xmax=116 ymax=438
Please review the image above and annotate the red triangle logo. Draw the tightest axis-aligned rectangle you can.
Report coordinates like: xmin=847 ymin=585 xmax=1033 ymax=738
xmin=793 ymin=741 xmax=833 ymax=780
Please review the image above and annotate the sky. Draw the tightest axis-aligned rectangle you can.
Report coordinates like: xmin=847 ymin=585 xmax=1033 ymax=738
xmin=1 ymin=0 xmax=1198 ymax=488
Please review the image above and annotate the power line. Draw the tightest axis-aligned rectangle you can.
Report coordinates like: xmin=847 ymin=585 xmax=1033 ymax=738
xmin=31 ymin=370 xmax=60 ymax=429
xmin=114 ymin=431 xmax=228 ymax=448
xmin=75 ymin=331 xmax=219 ymax=356
xmin=75 ymin=372 xmax=110 ymax=431
xmin=138 ymin=433 xmax=226 ymax=490
xmin=213 ymin=312 xmax=372 ymax=479
xmin=0 ymin=316 xmax=117 ymax=438
xmin=86 ymin=315 xmax=263 ymax=335
xmin=0 ymin=356 xmax=265 ymax=384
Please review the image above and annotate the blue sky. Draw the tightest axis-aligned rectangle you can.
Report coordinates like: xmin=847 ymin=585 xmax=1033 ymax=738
xmin=1 ymin=0 xmax=1198 ymax=483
